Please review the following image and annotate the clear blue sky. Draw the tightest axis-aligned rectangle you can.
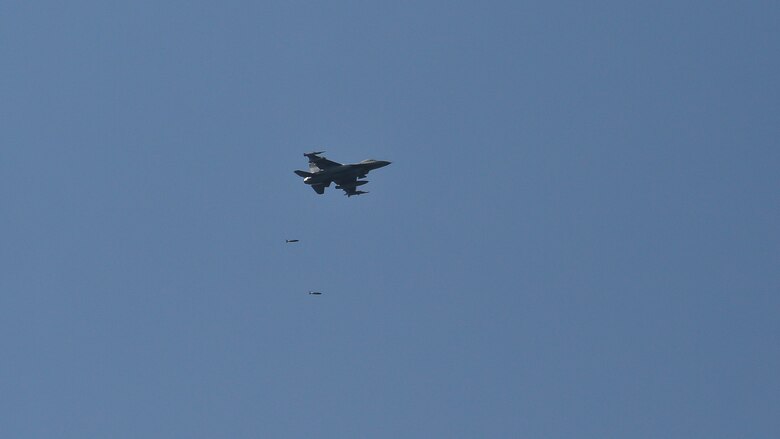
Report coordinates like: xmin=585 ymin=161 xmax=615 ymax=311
xmin=2 ymin=1 xmax=778 ymax=437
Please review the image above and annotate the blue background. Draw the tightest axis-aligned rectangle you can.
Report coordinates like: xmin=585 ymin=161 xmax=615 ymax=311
xmin=2 ymin=1 xmax=778 ymax=437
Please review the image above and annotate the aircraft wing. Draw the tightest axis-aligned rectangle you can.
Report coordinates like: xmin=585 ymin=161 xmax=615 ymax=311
xmin=334 ymin=176 xmax=369 ymax=197
xmin=311 ymin=183 xmax=327 ymax=194
xmin=306 ymin=153 xmax=341 ymax=172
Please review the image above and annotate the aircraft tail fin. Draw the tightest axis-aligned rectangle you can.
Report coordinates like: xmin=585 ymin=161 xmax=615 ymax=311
xmin=294 ymin=170 xmax=313 ymax=178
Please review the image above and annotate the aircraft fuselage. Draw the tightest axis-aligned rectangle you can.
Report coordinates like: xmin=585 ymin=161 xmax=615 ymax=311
xmin=295 ymin=153 xmax=391 ymax=196
xmin=303 ymin=161 xmax=390 ymax=185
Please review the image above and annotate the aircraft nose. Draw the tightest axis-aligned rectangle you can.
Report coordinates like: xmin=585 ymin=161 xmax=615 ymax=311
xmin=377 ymin=160 xmax=391 ymax=167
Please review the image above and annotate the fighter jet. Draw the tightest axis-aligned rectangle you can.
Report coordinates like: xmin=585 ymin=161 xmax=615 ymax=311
xmin=308 ymin=291 xmax=322 ymax=295
xmin=285 ymin=239 xmax=299 ymax=243
xmin=294 ymin=151 xmax=391 ymax=196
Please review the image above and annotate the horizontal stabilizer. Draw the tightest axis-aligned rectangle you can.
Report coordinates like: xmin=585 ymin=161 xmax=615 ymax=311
xmin=294 ymin=170 xmax=313 ymax=178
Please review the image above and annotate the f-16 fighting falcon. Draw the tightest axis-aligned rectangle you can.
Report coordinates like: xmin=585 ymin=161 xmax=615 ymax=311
xmin=294 ymin=151 xmax=391 ymax=196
